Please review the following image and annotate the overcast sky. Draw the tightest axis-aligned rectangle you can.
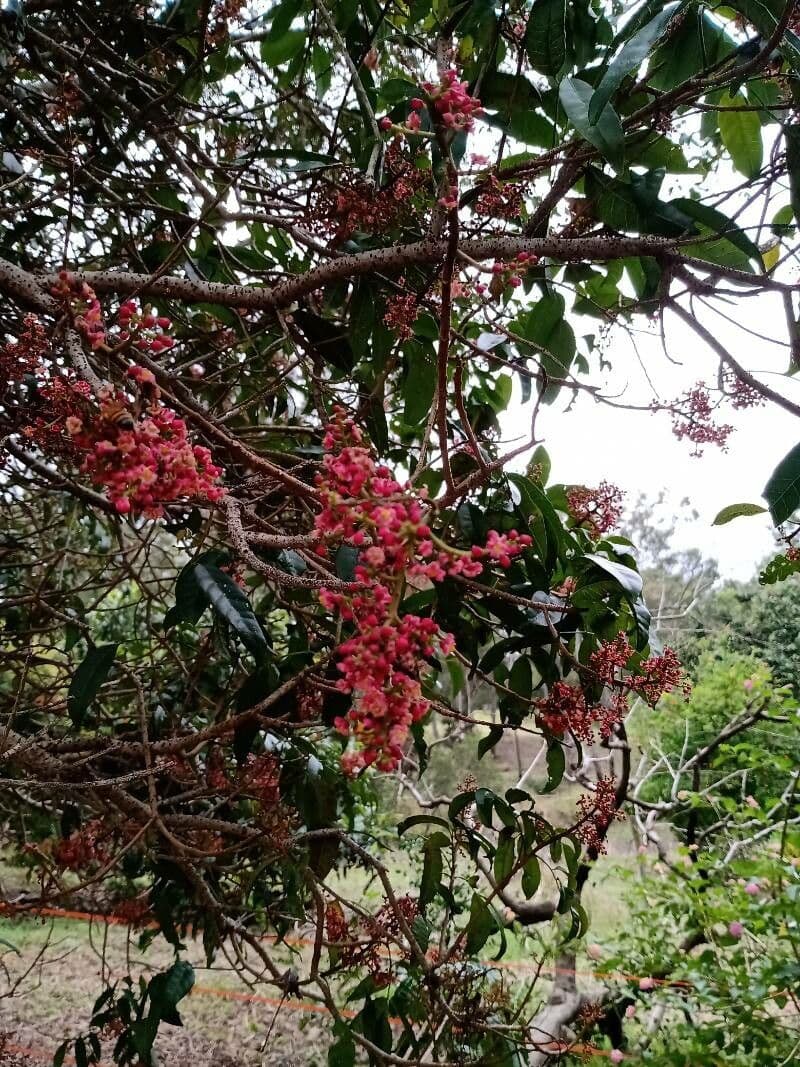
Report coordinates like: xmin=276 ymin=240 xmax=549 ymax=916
xmin=506 ymin=288 xmax=800 ymax=582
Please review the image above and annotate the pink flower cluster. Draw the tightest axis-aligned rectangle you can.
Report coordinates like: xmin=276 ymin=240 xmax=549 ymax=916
xmin=315 ymin=408 xmax=530 ymax=773
xmin=423 ymin=69 xmax=483 ymax=132
xmin=663 ymin=383 xmax=733 ymax=456
xmin=66 ymin=367 xmax=224 ymax=516
xmin=566 ymin=482 xmax=624 ymax=535
xmin=118 ymin=300 xmax=176 ymax=353
xmin=51 ymin=271 xmax=107 ymax=349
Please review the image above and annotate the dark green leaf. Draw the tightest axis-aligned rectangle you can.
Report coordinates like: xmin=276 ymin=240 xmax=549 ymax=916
xmin=541 ymin=738 xmax=565 ymax=794
xmin=194 ymin=562 xmax=268 ymax=663
xmin=148 ymin=960 xmax=195 ymax=1023
xmin=67 ymin=643 xmax=117 ymax=727
xmin=493 ymin=834 xmax=515 ymax=885
xmin=525 ymin=0 xmax=567 ymax=77
xmin=785 ymin=127 xmax=800 ymax=224
xmin=584 ymin=553 xmax=643 ymax=599
xmin=764 ymin=442 xmax=800 ymax=524
xmin=164 ymin=549 xmax=227 ymax=630
xmin=419 ymin=836 xmax=444 ymax=909
xmin=464 ymin=892 xmax=495 ymax=955
xmin=403 ymin=344 xmax=436 ymax=427
xmin=398 ymin=814 xmax=451 ymax=836
xmin=260 ymin=29 xmax=306 ymax=65
xmin=521 ymin=858 xmax=541 ymax=899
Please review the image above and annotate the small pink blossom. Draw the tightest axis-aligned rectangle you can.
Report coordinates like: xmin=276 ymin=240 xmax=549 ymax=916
xmin=728 ymin=921 xmax=744 ymax=938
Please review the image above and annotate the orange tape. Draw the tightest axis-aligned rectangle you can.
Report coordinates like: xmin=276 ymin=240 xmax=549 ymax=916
xmin=0 ymin=900 xmax=688 ymax=991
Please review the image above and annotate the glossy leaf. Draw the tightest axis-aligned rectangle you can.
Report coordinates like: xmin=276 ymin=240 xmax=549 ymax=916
xmin=194 ymin=562 xmax=268 ymax=663
xmin=559 ymin=77 xmax=624 ymax=169
xmin=764 ymin=442 xmax=800 ymax=524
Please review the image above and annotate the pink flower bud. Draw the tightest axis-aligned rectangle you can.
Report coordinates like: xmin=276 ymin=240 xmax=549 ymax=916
xmin=728 ymin=921 xmax=744 ymax=938
xmin=610 ymin=1052 xmax=624 ymax=1064
xmin=410 ymin=98 xmax=424 ymax=110
xmin=638 ymin=977 xmax=655 ymax=991
xmin=379 ymin=117 xmax=393 ymax=131
xmin=744 ymin=881 xmax=760 ymax=896
xmin=189 ymin=363 xmax=205 ymax=378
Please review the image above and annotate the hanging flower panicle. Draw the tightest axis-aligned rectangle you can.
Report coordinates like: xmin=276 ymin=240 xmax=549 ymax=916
xmin=315 ymin=408 xmax=531 ymax=773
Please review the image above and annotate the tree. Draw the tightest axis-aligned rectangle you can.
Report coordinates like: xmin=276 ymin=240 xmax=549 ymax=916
xmin=2 ymin=1 xmax=800 ymax=1064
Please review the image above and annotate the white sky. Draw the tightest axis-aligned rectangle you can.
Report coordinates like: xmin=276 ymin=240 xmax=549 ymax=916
xmin=506 ymin=289 xmax=800 ymax=581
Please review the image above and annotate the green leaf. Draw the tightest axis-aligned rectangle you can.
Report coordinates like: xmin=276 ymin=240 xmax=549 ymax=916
xmin=148 ymin=960 xmax=195 ymax=1024
xmin=335 ymin=544 xmax=359 ymax=582
xmin=260 ymin=29 xmax=306 ymax=65
xmin=719 ymin=91 xmax=763 ymax=178
xmin=584 ymin=553 xmax=643 ymax=599
xmin=67 ymin=643 xmax=117 ymax=727
xmin=524 ymin=0 xmax=567 ymax=77
xmin=464 ymin=892 xmax=495 ymax=955
xmin=521 ymin=858 xmax=541 ymax=899
xmin=398 ymin=814 xmax=451 ymax=836
xmin=194 ymin=562 xmax=268 ymax=663
xmin=0 ymin=936 xmax=19 ymax=954
xmin=403 ymin=344 xmax=436 ymax=426
xmin=712 ymin=502 xmax=767 ymax=525
xmin=541 ymin=738 xmax=565 ymax=794
xmin=785 ymin=127 xmax=800 ymax=224
xmin=164 ymin=548 xmax=228 ymax=630
xmin=419 ymin=835 xmax=445 ymax=908
xmin=590 ymin=4 xmax=679 ymax=123
xmin=493 ymin=834 xmax=515 ymax=885
xmin=764 ymin=442 xmax=800 ymax=524
xmin=559 ymin=77 xmax=624 ymax=169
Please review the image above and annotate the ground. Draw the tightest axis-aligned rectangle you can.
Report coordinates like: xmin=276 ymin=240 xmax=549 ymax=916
xmin=0 ymin=732 xmax=647 ymax=1066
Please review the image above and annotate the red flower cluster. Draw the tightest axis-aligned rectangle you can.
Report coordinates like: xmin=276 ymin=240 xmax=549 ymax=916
xmin=23 ymin=375 xmax=93 ymax=457
xmin=535 ymin=681 xmax=627 ymax=743
xmin=576 ymin=776 xmax=624 ymax=854
xmin=567 ymin=481 xmax=624 ymax=535
xmin=590 ymin=633 xmax=689 ymax=706
xmin=239 ymin=753 xmax=281 ymax=807
xmin=486 ymin=251 xmax=539 ymax=295
xmin=383 ymin=293 xmax=420 ymax=340
xmin=475 ymin=175 xmax=525 ymax=220
xmin=326 ymin=896 xmax=419 ymax=987
xmin=118 ymin=300 xmax=176 ymax=353
xmin=315 ymin=408 xmax=530 ymax=773
xmin=422 ymin=69 xmax=483 ymax=132
xmin=52 ymin=819 xmax=108 ymax=870
xmin=66 ymin=367 xmax=224 ymax=516
xmin=0 ymin=314 xmax=47 ymax=389
xmin=664 ymin=383 xmax=733 ymax=455
xmin=51 ymin=271 xmax=106 ymax=349
xmin=309 ymin=143 xmax=428 ymax=243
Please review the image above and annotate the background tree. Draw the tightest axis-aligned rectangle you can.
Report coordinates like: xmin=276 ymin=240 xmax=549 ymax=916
xmin=1 ymin=1 xmax=800 ymax=1064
